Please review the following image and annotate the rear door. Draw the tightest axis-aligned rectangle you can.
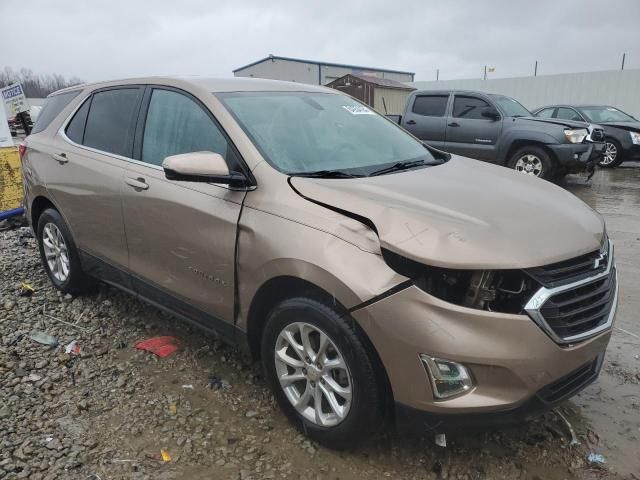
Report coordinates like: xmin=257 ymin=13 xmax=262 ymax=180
xmin=444 ymin=94 xmax=503 ymax=161
xmin=121 ymin=86 xmax=245 ymax=329
xmin=41 ymin=87 xmax=143 ymax=279
xmin=401 ymin=94 xmax=449 ymax=148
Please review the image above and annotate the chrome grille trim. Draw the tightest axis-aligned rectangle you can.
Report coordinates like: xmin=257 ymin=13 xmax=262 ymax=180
xmin=525 ymin=240 xmax=617 ymax=344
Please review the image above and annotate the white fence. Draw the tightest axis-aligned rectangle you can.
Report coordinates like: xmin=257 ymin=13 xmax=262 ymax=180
xmin=411 ymin=69 xmax=640 ymax=118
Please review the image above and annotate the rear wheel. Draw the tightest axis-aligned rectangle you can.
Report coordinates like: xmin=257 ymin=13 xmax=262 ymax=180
xmin=508 ymin=145 xmax=556 ymax=180
xmin=599 ymin=139 xmax=624 ymax=168
xmin=261 ymin=297 xmax=383 ymax=448
xmin=36 ymin=208 xmax=95 ymax=294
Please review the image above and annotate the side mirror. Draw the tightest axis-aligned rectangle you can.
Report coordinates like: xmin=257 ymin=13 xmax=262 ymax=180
xmin=162 ymin=152 xmax=248 ymax=188
xmin=481 ymin=107 xmax=501 ymax=120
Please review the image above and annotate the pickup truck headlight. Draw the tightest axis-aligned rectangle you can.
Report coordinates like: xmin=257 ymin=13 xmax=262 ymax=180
xmin=382 ymin=249 xmax=539 ymax=314
xmin=564 ymin=128 xmax=588 ymax=144
xmin=629 ymin=131 xmax=640 ymax=145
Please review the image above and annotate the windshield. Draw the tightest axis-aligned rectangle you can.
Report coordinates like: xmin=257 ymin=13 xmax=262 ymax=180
xmin=579 ymin=106 xmax=636 ymax=123
xmin=490 ymin=95 xmax=532 ymax=117
xmin=216 ymin=91 xmax=435 ymax=176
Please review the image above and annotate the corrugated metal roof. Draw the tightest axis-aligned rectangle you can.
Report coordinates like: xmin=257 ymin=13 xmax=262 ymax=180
xmin=346 ymin=74 xmax=414 ymax=90
xmin=233 ymin=55 xmax=415 ymax=76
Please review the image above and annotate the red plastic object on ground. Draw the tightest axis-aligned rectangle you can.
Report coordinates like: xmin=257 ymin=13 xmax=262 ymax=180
xmin=134 ymin=336 xmax=180 ymax=358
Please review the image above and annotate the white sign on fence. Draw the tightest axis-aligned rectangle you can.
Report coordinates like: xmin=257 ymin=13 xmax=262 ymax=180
xmin=1 ymin=83 xmax=29 ymax=116
xmin=0 ymin=101 xmax=14 ymax=148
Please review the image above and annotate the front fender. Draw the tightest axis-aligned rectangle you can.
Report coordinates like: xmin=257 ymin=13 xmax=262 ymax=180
xmin=497 ymin=129 xmax=561 ymax=163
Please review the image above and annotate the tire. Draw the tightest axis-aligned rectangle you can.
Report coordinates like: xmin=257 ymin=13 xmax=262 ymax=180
xmin=599 ymin=138 xmax=624 ymax=168
xmin=507 ymin=145 xmax=556 ymax=180
xmin=261 ymin=297 xmax=383 ymax=448
xmin=36 ymin=208 xmax=95 ymax=295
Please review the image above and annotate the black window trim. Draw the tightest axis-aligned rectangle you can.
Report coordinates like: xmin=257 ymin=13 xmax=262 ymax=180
xmin=451 ymin=94 xmax=492 ymax=120
xmin=58 ymin=85 xmax=145 ymax=164
xmin=132 ymin=84 xmax=255 ymax=187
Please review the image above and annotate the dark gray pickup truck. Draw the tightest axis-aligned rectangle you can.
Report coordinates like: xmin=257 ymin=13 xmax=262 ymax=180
xmin=392 ymin=90 xmax=605 ymax=179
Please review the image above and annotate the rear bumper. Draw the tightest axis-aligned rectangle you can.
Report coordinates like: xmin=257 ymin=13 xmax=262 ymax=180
xmin=395 ymin=353 xmax=604 ymax=433
xmin=547 ymin=142 xmax=605 ymax=173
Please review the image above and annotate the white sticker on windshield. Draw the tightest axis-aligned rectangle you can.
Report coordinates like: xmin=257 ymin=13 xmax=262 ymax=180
xmin=342 ymin=105 xmax=375 ymax=115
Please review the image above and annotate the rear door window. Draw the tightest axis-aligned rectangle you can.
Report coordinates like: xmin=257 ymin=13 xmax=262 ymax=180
xmin=556 ymin=107 xmax=583 ymax=121
xmin=65 ymin=97 xmax=91 ymax=144
xmin=141 ymin=89 xmax=232 ymax=167
xmin=83 ymin=88 xmax=141 ymax=157
xmin=536 ymin=108 xmax=555 ymax=118
xmin=411 ymin=95 xmax=448 ymax=117
xmin=31 ymin=90 xmax=81 ymax=134
xmin=452 ymin=96 xmax=491 ymax=119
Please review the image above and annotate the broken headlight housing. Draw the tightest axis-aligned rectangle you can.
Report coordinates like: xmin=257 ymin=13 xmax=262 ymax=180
xmin=563 ymin=128 xmax=588 ymax=144
xmin=382 ymin=249 xmax=539 ymax=314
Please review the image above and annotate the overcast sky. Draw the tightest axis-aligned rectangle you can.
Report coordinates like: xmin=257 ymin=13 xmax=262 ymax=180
xmin=2 ymin=0 xmax=639 ymax=83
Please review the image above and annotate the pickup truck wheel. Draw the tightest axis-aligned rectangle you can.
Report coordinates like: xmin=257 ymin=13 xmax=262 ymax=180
xmin=261 ymin=297 xmax=382 ymax=449
xmin=36 ymin=208 xmax=95 ymax=295
xmin=599 ymin=139 xmax=623 ymax=168
xmin=508 ymin=146 xmax=555 ymax=180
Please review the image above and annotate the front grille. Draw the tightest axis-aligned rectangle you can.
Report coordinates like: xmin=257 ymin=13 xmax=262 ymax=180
xmin=538 ymin=356 xmax=601 ymax=404
xmin=525 ymin=240 xmax=617 ymax=343
xmin=525 ymin=242 xmax=609 ymax=287
xmin=539 ymin=269 xmax=616 ymax=339
xmin=590 ymin=128 xmax=605 ymax=142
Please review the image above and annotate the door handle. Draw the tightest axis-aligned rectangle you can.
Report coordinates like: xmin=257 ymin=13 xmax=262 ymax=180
xmin=125 ymin=177 xmax=149 ymax=190
xmin=447 ymin=122 xmax=460 ymax=127
xmin=406 ymin=119 xmax=416 ymax=125
xmin=52 ymin=153 xmax=68 ymax=164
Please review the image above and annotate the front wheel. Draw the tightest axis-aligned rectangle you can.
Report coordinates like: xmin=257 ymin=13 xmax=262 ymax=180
xmin=261 ymin=297 xmax=383 ymax=448
xmin=599 ymin=139 xmax=624 ymax=168
xmin=508 ymin=145 xmax=556 ymax=180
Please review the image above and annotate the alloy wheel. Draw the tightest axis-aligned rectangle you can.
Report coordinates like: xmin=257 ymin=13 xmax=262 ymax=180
xmin=601 ymin=142 xmax=618 ymax=165
xmin=514 ymin=154 xmax=543 ymax=176
xmin=274 ymin=322 xmax=352 ymax=427
xmin=42 ymin=223 xmax=70 ymax=282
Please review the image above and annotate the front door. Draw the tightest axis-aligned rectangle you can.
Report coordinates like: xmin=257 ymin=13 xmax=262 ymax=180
xmin=121 ymin=87 xmax=246 ymax=327
xmin=444 ymin=94 xmax=502 ymax=162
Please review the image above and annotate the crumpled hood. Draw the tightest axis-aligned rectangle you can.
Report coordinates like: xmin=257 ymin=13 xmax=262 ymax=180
xmin=290 ymin=157 xmax=604 ymax=269
xmin=516 ymin=116 xmax=589 ymax=129
xmin=601 ymin=121 xmax=640 ymax=131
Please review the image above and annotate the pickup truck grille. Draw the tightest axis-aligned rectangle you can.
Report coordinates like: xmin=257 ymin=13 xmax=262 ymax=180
xmin=525 ymin=240 xmax=617 ymax=344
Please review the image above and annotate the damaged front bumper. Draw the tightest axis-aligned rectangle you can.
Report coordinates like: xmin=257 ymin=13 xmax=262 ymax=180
xmin=548 ymin=142 xmax=605 ymax=174
xmin=350 ymin=284 xmax=612 ymax=433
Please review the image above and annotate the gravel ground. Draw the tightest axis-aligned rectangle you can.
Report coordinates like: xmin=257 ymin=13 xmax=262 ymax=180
xmin=1 ymin=168 xmax=638 ymax=480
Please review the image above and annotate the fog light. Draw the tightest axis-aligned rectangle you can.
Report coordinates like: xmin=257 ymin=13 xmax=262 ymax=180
xmin=420 ymin=355 xmax=474 ymax=400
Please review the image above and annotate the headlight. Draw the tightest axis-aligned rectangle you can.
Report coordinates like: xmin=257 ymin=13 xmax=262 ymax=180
xmin=382 ymin=249 xmax=539 ymax=314
xmin=630 ymin=131 xmax=640 ymax=145
xmin=564 ymin=128 xmax=588 ymax=144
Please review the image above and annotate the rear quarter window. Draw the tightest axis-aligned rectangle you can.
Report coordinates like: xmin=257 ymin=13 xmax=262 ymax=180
xmin=31 ymin=90 xmax=81 ymax=134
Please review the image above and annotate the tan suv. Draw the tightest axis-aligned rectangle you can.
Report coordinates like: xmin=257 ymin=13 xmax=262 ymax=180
xmin=21 ymin=77 xmax=617 ymax=447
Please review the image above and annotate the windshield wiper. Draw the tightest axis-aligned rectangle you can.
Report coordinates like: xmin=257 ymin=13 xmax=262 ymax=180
xmin=368 ymin=159 xmax=428 ymax=177
xmin=289 ymin=169 xmax=364 ymax=178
